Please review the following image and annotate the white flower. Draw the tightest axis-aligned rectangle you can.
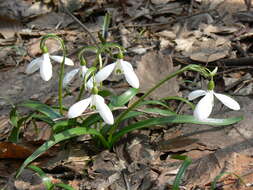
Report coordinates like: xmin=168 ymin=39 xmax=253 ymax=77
xmin=26 ymin=53 xmax=74 ymax=81
xmin=63 ymin=66 xmax=88 ymax=88
xmin=68 ymin=94 xmax=114 ymax=125
xmin=188 ymin=90 xmax=240 ymax=120
xmin=87 ymin=59 xmax=139 ymax=89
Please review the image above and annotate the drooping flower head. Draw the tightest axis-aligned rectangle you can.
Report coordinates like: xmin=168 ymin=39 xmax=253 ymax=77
xmin=67 ymin=86 xmax=114 ymax=125
xmin=63 ymin=65 xmax=88 ymax=88
xmin=188 ymin=80 xmax=240 ymax=120
xmin=26 ymin=46 xmax=74 ymax=81
xmin=86 ymin=58 xmax=139 ymax=90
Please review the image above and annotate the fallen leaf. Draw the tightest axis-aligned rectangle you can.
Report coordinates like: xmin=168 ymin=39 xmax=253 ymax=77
xmin=189 ymin=37 xmax=230 ymax=62
xmin=27 ymin=12 xmax=73 ymax=30
xmin=0 ymin=142 xmax=33 ymax=159
xmin=175 ymin=38 xmax=195 ymax=52
xmin=136 ymin=51 xmax=181 ymax=99
xmin=0 ymin=15 xmax=23 ymax=39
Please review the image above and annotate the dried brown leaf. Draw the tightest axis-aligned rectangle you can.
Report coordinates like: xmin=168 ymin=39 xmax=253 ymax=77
xmin=136 ymin=51 xmax=181 ymax=99
xmin=190 ymin=38 xmax=230 ymax=62
xmin=0 ymin=16 xmax=23 ymax=39
xmin=0 ymin=142 xmax=33 ymax=159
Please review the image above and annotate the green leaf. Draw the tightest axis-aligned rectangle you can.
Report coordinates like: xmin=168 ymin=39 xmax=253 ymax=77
xmin=102 ymin=13 xmax=111 ymax=41
xmin=19 ymin=100 xmax=61 ymax=120
xmin=111 ymin=88 xmax=138 ymax=107
xmin=161 ymin=96 xmax=195 ymax=109
xmin=101 ymin=111 xmax=143 ymax=136
xmin=98 ymin=89 xmax=112 ymax=97
xmin=211 ymin=172 xmax=245 ymax=190
xmin=8 ymin=116 xmax=28 ymax=143
xmin=31 ymin=114 xmax=54 ymax=126
xmin=142 ymin=108 xmax=175 ymax=116
xmin=81 ymin=114 xmax=101 ymax=127
xmin=16 ymin=127 xmax=107 ymax=178
xmin=55 ymin=183 xmax=75 ymax=190
xmin=110 ymin=115 xmax=243 ymax=146
xmin=53 ymin=119 xmax=79 ymax=133
xmin=171 ymin=155 xmax=192 ymax=190
xmin=9 ymin=107 xmax=18 ymax=127
xmin=28 ymin=165 xmax=54 ymax=190
xmin=137 ymin=100 xmax=171 ymax=109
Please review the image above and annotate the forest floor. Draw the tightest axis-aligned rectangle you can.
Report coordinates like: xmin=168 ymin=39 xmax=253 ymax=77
xmin=1 ymin=0 xmax=253 ymax=189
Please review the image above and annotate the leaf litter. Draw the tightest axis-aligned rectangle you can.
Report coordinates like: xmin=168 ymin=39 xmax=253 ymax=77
xmin=1 ymin=0 xmax=253 ymax=189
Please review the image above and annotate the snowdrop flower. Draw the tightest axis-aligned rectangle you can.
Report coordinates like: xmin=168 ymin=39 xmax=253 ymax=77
xmin=63 ymin=65 xmax=88 ymax=88
xmin=68 ymin=94 xmax=114 ymax=125
xmin=26 ymin=51 xmax=74 ymax=81
xmin=188 ymin=89 xmax=240 ymax=120
xmin=87 ymin=59 xmax=139 ymax=89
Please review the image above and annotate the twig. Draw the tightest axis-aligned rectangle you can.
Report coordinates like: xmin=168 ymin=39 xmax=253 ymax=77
xmin=58 ymin=0 xmax=98 ymax=46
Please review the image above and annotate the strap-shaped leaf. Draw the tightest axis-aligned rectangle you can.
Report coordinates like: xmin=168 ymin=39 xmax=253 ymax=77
xmin=16 ymin=127 xmax=106 ymax=178
xmin=172 ymin=155 xmax=192 ymax=190
xmin=53 ymin=119 xmax=79 ymax=133
xmin=28 ymin=165 xmax=53 ymax=190
xmin=55 ymin=183 xmax=75 ymax=190
xmin=111 ymin=88 xmax=138 ymax=107
xmin=110 ymin=115 xmax=243 ymax=146
xmin=19 ymin=100 xmax=61 ymax=120
xmin=101 ymin=111 xmax=143 ymax=136
xmin=137 ymin=100 xmax=171 ymax=109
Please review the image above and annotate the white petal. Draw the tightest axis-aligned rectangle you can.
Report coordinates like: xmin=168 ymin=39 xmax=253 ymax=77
xmin=86 ymin=79 xmax=93 ymax=90
xmin=214 ymin=92 xmax=240 ymax=110
xmin=93 ymin=95 xmax=114 ymax=125
xmin=67 ymin=97 xmax=92 ymax=118
xmin=40 ymin=53 xmax=52 ymax=81
xmin=25 ymin=57 xmax=43 ymax=74
xmin=95 ymin=63 xmax=116 ymax=83
xmin=80 ymin=66 xmax=88 ymax=78
xmin=188 ymin=90 xmax=207 ymax=100
xmin=50 ymin=55 xmax=74 ymax=66
xmin=121 ymin=61 xmax=139 ymax=88
xmin=63 ymin=68 xmax=79 ymax=88
xmin=194 ymin=91 xmax=214 ymax=120
xmin=120 ymin=60 xmax=134 ymax=70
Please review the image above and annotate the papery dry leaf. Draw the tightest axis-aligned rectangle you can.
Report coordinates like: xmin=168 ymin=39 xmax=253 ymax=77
xmin=136 ymin=51 xmax=181 ymax=99
xmin=27 ymin=12 xmax=73 ymax=29
xmin=158 ymin=30 xmax=176 ymax=40
xmin=151 ymin=0 xmax=175 ymax=4
xmin=0 ymin=116 xmax=10 ymax=141
xmin=23 ymin=121 xmax=52 ymax=143
xmin=189 ymin=37 xmax=230 ymax=62
xmin=0 ymin=142 xmax=33 ymax=159
xmin=0 ymin=16 xmax=23 ymax=39
xmin=200 ymin=24 xmax=237 ymax=35
xmin=184 ymin=151 xmax=253 ymax=189
xmin=175 ymin=38 xmax=195 ymax=52
xmin=28 ymin=38 xmax=62 ymax=57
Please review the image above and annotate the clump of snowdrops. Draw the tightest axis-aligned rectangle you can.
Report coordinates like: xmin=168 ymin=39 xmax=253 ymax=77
xmin=9 ymin=15 xmax=242 ymax=179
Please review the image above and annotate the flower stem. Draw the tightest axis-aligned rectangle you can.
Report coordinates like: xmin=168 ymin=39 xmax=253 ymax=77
xmin=107 ymin=64 xmax=206 ymax=147
xmin=40 ymin=34 xmax=67 ymax=115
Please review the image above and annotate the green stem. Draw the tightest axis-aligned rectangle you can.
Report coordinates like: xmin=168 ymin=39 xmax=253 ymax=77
xmin=77 ymin=79 xmax=86 ymax=101
xmin=107 ymin=64 xmax=205 ymax=147
xmin=40 ymin=34 xmax=67 ymax=115
xmin=58 ymin=56 xmax=65 ymax=115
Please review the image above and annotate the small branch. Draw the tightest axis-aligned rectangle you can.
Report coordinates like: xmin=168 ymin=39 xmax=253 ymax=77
xmin=58 ymin=0 xmax=98 ymax=46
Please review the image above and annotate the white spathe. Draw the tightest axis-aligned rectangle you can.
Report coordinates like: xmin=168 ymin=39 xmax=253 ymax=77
xmin=26 ymin=53 xmax=74 ymax=81
xmin=87 ymin=59 xmax=139 ymax=89
xmin=68 ymin=94 xmax=114 ymax=125
xmin=188 ymin=90 xmax=240 ymax=120
xmin=63 ymin=65 xmax=88 ymax=88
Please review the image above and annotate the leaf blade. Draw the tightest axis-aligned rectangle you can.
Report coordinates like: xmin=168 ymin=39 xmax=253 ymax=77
xmin=16 ymin=127 xmax=105 ymax=178
xmin=19 ymin=100 xmax=61 ymax=120
xmin=111 ymin=115 xmax=243 ymax=145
